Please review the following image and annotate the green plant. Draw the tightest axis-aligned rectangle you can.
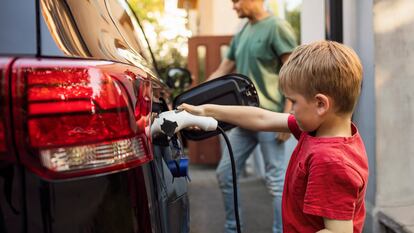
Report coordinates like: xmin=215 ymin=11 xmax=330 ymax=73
xmin=128 ymin=0 xmax=190 ymax=81
xmin=128 ymin=0 xmax=164 ymax=23
xmin=286 ymin=6 xmax=301 ymax=43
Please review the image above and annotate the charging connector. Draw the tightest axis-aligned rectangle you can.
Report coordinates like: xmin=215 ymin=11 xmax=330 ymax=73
xmin=151 ymin=110 xmax=218 ymax=137
xmin=151 ymin=110 xmax=242 ymax=233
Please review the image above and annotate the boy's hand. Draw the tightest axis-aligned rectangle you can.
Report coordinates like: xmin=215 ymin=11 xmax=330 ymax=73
xmin=177 ymin=103 xmax=206 ymax=116
xmin=276 ymin=132 xmax=291 ymax=143
xmin=316 ymin=218 xmax=353 ymax=233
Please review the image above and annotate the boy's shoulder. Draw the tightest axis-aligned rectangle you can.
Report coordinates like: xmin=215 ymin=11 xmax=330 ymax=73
xmin=306 ymin=142 xmax=350 ymax=166
xmin=302 ymin=134 xmax=368 ymax=178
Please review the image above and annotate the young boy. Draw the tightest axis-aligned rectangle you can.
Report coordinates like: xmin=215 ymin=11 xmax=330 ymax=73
xmin=179 ymin=40 xmax=368 ymax=233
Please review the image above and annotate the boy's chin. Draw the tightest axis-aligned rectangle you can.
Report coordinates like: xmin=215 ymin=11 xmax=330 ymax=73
xmin=297 ymin=123 xmax=313 ymax=133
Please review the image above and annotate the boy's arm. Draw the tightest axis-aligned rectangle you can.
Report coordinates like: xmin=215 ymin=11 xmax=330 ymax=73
xmin=276 ymin=98 xmax=293 ymax=142
xmin=316 ymin=218 xmax=353 ymax=233
xmin=178 ymin=103 xmax=290 ymax=132
xmin=274 ymin=52 xmax=292 ymax=142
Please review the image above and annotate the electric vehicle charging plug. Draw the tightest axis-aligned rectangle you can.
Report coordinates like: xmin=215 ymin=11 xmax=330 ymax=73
xmin=151 ymin=109 xmax=242 ymax=233
xmin=151 ymin=109 xmax=217 ymax=181
xmin=151 ymin=109 xmax=218 ymax=137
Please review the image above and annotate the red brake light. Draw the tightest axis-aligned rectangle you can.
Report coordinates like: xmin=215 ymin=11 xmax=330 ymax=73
xmin=26 ymin=68 xmax=131 ymax=147
xmin=12 ymin=58 xmax=153 ymax=179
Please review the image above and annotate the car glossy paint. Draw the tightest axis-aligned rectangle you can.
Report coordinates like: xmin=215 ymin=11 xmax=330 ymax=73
xmin=40 ymin=0 xmax=158 ymax=78
xmin=0 ymin=0 xmax=189 ymax=232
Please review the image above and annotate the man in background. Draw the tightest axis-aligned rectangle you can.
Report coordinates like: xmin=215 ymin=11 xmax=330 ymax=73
xmin=207 ymin=0 xmax=297 ymax=232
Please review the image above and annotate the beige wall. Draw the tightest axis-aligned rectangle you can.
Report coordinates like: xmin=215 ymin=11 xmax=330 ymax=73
xmin=374 ymin=0 xmax=414 ymax=206
xmin=197 ymin=0 xmax=240 ymax=35
xmin=373 ymin=0 xmax=414 ymax=232
xmin=300 ymin=0 xmax=325 ymax=43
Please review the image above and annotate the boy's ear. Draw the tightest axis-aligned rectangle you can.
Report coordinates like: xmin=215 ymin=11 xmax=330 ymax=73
xmin=314 ymin=93 xmax=330 ymax=116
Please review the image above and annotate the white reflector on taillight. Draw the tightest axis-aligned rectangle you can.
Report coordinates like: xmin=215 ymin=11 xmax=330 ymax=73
xmin=40 ymin=136 xmax=146 ymax=172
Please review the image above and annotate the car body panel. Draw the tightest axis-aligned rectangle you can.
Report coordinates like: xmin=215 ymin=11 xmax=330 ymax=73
xmin=0 ymin=57 xmax=14 ymax=160
xmin=40 ymin=0 xmax=158 ymax=80
xmin=0 ymin=0 xmax=189 ymax=232
xmin=0 ymin=56 xmax=24 ymax=233
xmin=25 ymin=164 xmax=155 ymax=233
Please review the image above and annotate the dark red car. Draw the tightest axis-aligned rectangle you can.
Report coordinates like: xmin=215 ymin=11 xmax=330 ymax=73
xmin=0 ymin=0 xmax=193 ymax=232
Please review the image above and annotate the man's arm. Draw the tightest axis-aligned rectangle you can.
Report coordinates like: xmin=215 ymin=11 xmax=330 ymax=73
xmin=316 ymin=218 xmax=353 ymax=233
xmin=178 ymin=104 xmax=290 ymax=132
xmin=206 ymin=58 xmax=236 ymax=81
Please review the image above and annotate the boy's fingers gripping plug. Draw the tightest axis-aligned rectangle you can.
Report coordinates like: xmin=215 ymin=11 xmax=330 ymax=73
xmin=177 ymin=103 xmax=202 ymax=116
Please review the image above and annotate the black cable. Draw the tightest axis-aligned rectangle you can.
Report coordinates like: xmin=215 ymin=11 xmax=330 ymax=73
xmin=217 ymin=126 xmax=242 ymax=233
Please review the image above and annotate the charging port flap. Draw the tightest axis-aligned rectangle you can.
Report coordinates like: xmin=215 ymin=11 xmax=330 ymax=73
xmin=172 ymin=74 xmax=259 ymax=141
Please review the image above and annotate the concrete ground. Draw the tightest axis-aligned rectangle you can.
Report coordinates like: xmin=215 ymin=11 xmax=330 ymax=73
xmin=188 ymin=164 xmax=273 ymax=233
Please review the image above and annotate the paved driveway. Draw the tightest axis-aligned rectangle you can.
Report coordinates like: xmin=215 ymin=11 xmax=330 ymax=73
xmin=188 ymin=165 xmax=273 ymax=233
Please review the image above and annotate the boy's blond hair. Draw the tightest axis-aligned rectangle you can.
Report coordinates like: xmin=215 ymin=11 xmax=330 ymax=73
xmin=280 ymin=40 xmax=363 ymax=114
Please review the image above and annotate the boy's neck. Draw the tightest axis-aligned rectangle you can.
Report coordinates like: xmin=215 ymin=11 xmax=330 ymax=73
xmin=315 ymin=114 xmax=353 ymax=137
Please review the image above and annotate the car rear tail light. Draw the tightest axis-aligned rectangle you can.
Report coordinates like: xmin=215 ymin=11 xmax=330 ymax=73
xmin=40 ymin=137 xmax=147 ymax=172
xmin=12 ymin=58 xmax=153 ymax=179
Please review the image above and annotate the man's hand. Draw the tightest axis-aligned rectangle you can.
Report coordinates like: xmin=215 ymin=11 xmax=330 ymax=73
xmin=276 ymin=132 xmax=290 ymax=143
xmin=206 ymin=58 xmax=235 ymax=81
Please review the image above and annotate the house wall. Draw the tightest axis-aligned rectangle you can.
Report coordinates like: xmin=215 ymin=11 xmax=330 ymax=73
xmin=372 ymin=1 xmax=414 ymax=232
xmin=374 ymin=0 xmax=414 ymax=207
xmin=300 ymin=0 xmax=325 ymax=44
xmin=197 ymin=0 xmax=239 ymax=35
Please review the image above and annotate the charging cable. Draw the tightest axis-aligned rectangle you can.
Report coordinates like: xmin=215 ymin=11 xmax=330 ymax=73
xmin=217 ymin=126 xmax=242 ymax=233
xmin=152 ymin=110 xmax=242 ymax=233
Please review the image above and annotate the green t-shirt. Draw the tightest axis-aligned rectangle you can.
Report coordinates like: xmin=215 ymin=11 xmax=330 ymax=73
xmin=227 ymin=15 xmax=297 ymax=112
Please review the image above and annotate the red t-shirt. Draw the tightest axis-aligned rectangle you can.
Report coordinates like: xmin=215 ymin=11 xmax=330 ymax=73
xmin=283 ymin=115 xmax=369 ymax=233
